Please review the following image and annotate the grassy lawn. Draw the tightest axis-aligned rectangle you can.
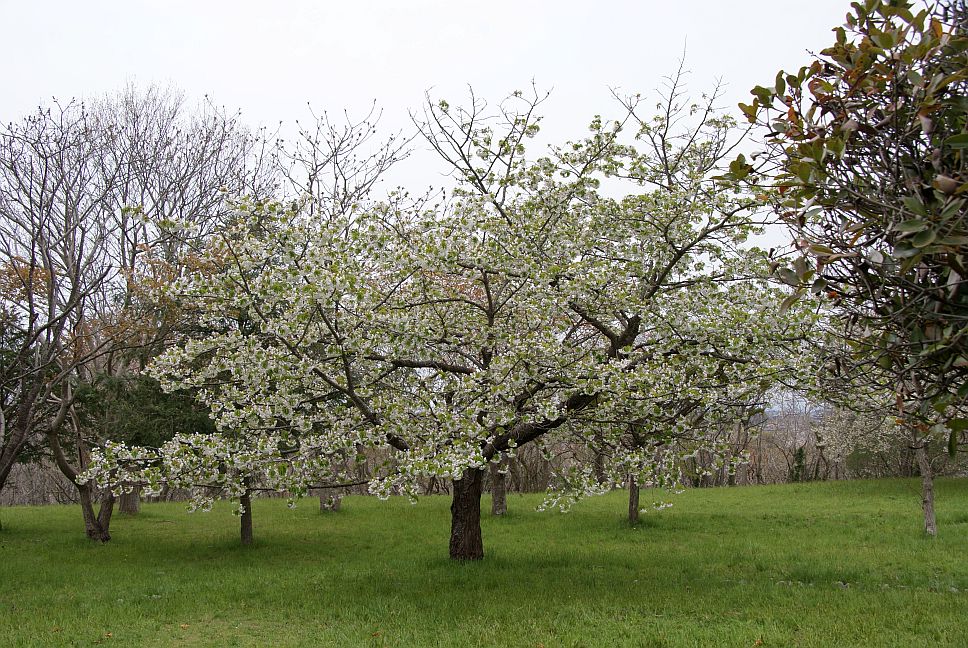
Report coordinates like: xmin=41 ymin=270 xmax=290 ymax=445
xmin=1 ymin=478 xmax=967 ymax=647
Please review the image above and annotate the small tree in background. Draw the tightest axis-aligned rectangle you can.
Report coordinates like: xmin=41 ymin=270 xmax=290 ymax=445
xmin=72 ymin=375 xmax=218 ymax=514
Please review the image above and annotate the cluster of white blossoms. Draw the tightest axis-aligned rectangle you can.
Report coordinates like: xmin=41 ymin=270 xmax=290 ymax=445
xmin=81 ymin=93 xmax=819 ymax=512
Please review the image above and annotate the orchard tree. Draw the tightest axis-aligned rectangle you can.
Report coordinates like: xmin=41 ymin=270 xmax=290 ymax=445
xmin=85 ymin=110 xmax=411 ymax=545
xmin=742 ymin=0 xmax=968 ymax=534
xmin=72 ymin=374 xmax=218 ymax=514
xmin=86 ymin=80 xmax=813 ymax=559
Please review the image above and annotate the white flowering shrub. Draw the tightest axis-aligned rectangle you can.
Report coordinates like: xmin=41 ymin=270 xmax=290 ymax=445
xmin=81 ymin=87 xmax=818 ymax=531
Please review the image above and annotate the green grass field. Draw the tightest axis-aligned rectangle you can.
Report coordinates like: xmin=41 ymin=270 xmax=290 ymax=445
xmin=1 ymin=479 xmax=967 ymax=647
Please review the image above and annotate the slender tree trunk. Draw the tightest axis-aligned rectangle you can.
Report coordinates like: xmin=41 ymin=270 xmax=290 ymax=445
xmin=628 ymin=475 xmax=640 ymax=524
xmin=46 ymin=416 xmax=116 ymax=542
xmin=78 ymin=483 xmax=114 ymax=542
xmin=490 ymin=459 xmax=507 ymax=516
xmin=755 ymin=436 xmax=764 ymax=484
xmin=592 ymin=432 xmax=606 ymax=485
xmin=450 ymin=468 xmax=484 ymax=561
xmin=319 ymin=491 xmax=342 ymax=512
xmin=0 ymin=423 xmax=31 ymax=493
xmin=594 ymin=451 xmax=606 ymax=483
xmin=240 ymin=489 xmax=254 ymax=545
xmin=916 ymin=446 xmax=937 ymax=537
xmin=119 ymin=484 xmax=141 ymax=515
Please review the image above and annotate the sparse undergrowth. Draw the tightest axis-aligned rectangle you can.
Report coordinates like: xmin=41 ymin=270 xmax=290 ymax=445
xmin=1 ymin=478 xmax=967 ymax=647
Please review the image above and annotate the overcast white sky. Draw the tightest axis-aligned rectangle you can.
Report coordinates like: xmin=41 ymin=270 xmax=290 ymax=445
xmin=1 ymin=0 xmax=855 ymax=187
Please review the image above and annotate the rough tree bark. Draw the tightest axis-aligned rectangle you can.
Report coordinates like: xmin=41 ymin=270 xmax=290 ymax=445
xmin=916 ymin=446 xmax=937 ymax=537
xmin=450 ymin=468 xmax=485 ymax=561
xmin=489 ymin=459 xmax=507 ymax=516
xmin=240 ymin=489 xmax=254 ymax=546
xmin=628 ymin=475 xmax=640 ymax=524
xmin=118 ymin=484 xmax=141 ymax=515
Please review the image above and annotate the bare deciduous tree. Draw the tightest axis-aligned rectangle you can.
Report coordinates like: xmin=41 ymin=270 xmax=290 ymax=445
xmin=0 ymin=86 xmax=275 ymax=538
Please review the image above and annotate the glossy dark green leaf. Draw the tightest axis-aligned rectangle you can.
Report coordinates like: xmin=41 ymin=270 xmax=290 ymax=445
xmin=893 ymin=219 xmax=928 ymax=233
xmin=892 ymin=242 xmax=921 ymax=258
xmin=900 ymin=196 xmax=929 ymax=217
xmin=943 ymin=133 xmax=968 ymax=149
xmin=912 ymin=229 xmax=937 ymax=247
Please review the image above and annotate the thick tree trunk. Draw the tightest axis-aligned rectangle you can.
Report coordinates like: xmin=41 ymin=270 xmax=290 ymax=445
xmin=490 ymin=459 xmax=507 ymax=516
xmin=240 ymin=490 xmax=254 ymax=545
xmin=98 ymin=491 xmax=115 ymax=532
xmin=628 ymin=475 xmax=640 ymax=524
xmin=119 ymin=484 xmax=141 ymax=515
xmin=916 ymin=446 xmax=937 ymax=537
xmin=449 ymin=468 xmax=485 ymax=561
